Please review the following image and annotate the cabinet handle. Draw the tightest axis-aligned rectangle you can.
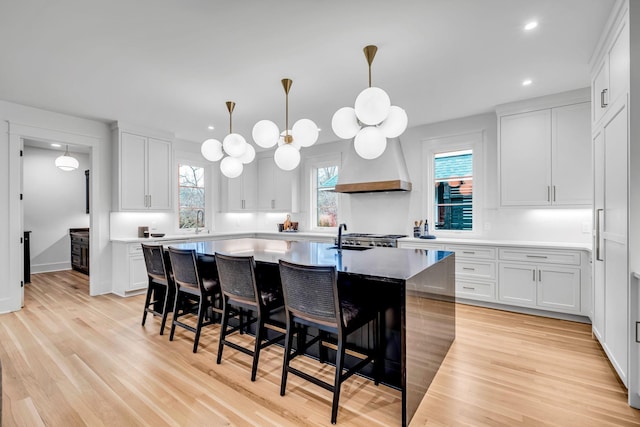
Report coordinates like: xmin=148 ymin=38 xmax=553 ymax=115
xmin=462 ymin=267 xmax=476 ymax=271
xmin=462 ymin=251 xmax=475 ymax=255
xmin=242 ymin=199 xmax=245 ymax=209
xmin=532 ymin=269 xmax=536 ymax=281
xmin=526 ymin=255 xmax=548 ymax=259
xmin=462 ymin=286 xmax=475 ymax=290
xmin=596 ymin=208 xmax=604 ymax=261
xmin=547 ymin=186 xmax=551 ymax=202
xmin=553 ymin=186 xmax=556 ymax=202
xmin=601 ymin=89 xmax=608 ymax=108
xmin=144 ymin=195 xmax=148 ymax=207
xmin=148 ymin=195 xmax=151 ymax=207
xmin=538 ymin=269 xmax=542 ymax=282
xmin=271 ymin=199 xmax=275 ymax=209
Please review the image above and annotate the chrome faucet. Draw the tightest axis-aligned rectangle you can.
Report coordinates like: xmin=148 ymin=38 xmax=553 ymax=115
xmin=195 ymin=209 xmax=204 ymax=234
xmin=337 ymin=223 xmax=347 ymax=250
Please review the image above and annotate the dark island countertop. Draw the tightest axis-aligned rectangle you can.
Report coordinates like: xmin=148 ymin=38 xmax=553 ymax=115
xmin=172 ymin=238 xmax=452 ymax=283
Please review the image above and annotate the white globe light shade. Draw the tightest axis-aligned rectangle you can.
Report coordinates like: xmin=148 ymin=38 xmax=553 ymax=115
xmin=292 ymin=118 xmax=319 ymax=147
xmin=378 ymin=106 xmax=408 ymax=138
xmin=331 ymin=106 xmax=361 ymax=139
xmin=252 ymin=120 xmax=280 ymax=148
xmin=200 ymin=138 xmax=224 ymax=161
xmin=354 ymin=126 xmax=387 ymax=160
xmin=239 ymin=143 xmax=256 ymax=164
xmin=220 ymin=156 xmax=244 ymax=178
xmin=274 ymin=144 xmax=301 ymax=171
xmin=278 ymin=130 xmax=301 ymax=150
xmin=354 ymin=87 xmax=391 ymax=125
xmin=223 ymin=133 xmax=247 ymax=158
xmin=55 ymin=154 xmax=79 ymax=171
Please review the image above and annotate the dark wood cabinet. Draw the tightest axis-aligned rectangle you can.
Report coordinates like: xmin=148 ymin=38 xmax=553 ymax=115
xmin=70 ymin=228 xmax=89 ymax=275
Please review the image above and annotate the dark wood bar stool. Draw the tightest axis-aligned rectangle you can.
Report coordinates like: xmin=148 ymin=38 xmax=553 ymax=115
xmin=278 ymin=259 xmax=381 ymax=424
xmin=141 ymin=243 xmax=175 ymax=335
xmin=167 ymin=247 xmax=222 ymax=353
xmin=215 ymin=252 xmax=285 ymax=381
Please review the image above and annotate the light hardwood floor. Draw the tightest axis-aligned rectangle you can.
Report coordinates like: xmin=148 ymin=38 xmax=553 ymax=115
xmin=0 ymin=271 xmax=639 ymax=426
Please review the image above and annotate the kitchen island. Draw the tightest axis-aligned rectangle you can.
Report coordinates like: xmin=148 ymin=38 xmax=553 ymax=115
xmin=173 ymin=238 xmax=455 ymax=426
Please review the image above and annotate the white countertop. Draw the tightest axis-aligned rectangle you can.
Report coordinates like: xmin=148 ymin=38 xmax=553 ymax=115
xmin=398 ymin=237 xmax=591 ymax=251
xmin=110 ymin=230 xmax=335 ymax=243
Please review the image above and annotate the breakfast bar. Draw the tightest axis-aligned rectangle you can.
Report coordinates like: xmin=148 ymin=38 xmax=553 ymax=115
xmin=174 ymin=238 xmax=455 ymax=426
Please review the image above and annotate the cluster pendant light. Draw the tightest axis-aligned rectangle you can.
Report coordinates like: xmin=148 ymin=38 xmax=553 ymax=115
xmin=55 ymin=145 xmax=79 ymax=171
xmin=201 ymin=102 xmax=255 ymax=178
xmin=332 ymin=45 xmax=408 ymax=159
xmin=252 ymin=79 xmax=318 ymax=171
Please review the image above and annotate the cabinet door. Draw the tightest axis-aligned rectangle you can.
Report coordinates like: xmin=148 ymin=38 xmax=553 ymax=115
xmin=498 ymin=263 xmax=536 ymax=306
xmin=536 ymin=266 xmax=580 ymax=312
xmin=551 ymin=103 xmax=591 ymax=205
xmin=120 ymin=132 xmax=147 ymax=210
xmin=147 ymin=138 xmax=172 ymax=210
xmin=591 ymin=60 xmax=609 ymax=125
xmin=500 ymin=110 xmax=552 ymax=206
xmin=226 ymin=175 xmax=244 ymax=211
xmin=129 ymin=255 xmax=148 ymax=291
xmin=274 ymin=167 xmax=294 ymax=211
xmin=608 ymin=20 xmax=629 ymax=110
xmin=242 ymin=161 xmax=258 ymax=210
xmin=258 ymin=157 xmax=275 ymax=210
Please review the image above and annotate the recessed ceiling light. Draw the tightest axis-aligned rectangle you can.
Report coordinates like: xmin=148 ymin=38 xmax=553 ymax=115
xmin=207 ymin=125 xmax=215 ymax=130
xmin=524 ymin=21 xmax=538 ymax=31
xmin=522 ymin=79 xmax=533 ymax=86
xmin=50 ymin=143 xmax=61 ymax=148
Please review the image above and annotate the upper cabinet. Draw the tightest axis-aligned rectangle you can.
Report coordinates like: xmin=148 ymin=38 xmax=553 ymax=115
xmin=498 ymin=94 xmax=591 ymax=207
xmin=113 ymin=125 xmax=173 ymax=211
xmin=592 ymin=17 xmax=629 ymax=126
xmin=257 ymin=157 xmax=298 ymax=212
xmin=221 ymin=161 xmax=257 ymax=211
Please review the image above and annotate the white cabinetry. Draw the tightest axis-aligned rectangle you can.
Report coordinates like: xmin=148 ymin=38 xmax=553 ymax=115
xmin=257 ymin=157 xmax=297 ymax=211
xmin=498 ymin=99 xmax=591 ymax=207
xmin=222 ymin=161 xmax=257 ymax=211
xmin=498 ymin=248 xmax=581 ymax=314
xmin=113 ymin=128 xmax=172 ymax=211
xmin=445 ymin=245 xmax=497 ymax=302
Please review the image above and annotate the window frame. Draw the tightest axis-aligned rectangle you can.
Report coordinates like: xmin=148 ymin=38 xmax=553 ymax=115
xmin=175 ymin=157 xmax=213 ymax=232
xmin=423 ymin=131 xmax=484 ymax=237
xmin=307 ymin=154 xmax=342 ymax=232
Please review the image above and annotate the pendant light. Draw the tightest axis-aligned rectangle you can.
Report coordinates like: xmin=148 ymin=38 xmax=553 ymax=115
xmin=252 ymin=78 xmax=318 ymax=171
xmin=201 ymin=101 xmax=255 ymax=178
xmin=55 ymin=145 xmax=79 ymax=171
xmin=332 ymin=45 xmax=408 ymax=159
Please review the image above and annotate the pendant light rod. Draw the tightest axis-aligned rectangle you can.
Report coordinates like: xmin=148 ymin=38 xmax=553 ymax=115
xmin=363 ymin=45 xmax=378 ymax=88
xmin=281 ymin=79 xmax=293 ymax=143
xmin=226 ymin=101 xmax=236 ymax=133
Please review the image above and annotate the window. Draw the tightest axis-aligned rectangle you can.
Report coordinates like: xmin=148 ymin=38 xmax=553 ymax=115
xmin=434 ymin=149 xmax=473 ymax=231
xmin=314 ymin=165 xmax=339 ymax=228
xmin=178 ymin=164 xmax=205 ymax=229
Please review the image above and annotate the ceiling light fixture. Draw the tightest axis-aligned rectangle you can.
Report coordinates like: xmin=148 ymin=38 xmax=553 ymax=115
xmin=524 ymin=21 xmax=538 ymax=31
xmin=252 ymin=78 xmax=318 ymax=171
xmin=201 ymin=101 xmax=255 ymax=178
xmin=522 ymin=79 xmax=533 ymax=86
xmin=332 ymin=45 xmax=408 ymax=160
xmin=55 ymin=145 xmax=79 ymax=171
xmin=50 ymin=143 xmax=61 ymax=148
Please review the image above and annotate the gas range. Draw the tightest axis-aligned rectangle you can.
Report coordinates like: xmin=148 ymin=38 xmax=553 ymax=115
xmin=334 ymin=233 xmax=407 ymax=248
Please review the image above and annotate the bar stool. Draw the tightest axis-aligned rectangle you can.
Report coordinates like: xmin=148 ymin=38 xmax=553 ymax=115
xmin=141 ymin=243 xmax=175 ymax=335
xmin=278 ymin=259 xmax=381 ymax=424
xmin=168 ymin=247 xmax=222 ymax=353
xmin=215 ymin=252 xmax=285 ymax=381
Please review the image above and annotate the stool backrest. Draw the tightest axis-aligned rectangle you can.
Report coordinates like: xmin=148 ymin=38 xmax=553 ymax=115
xmin=215 ymin=253 xmax=257 ymax=304
xmin=168 ymin=247 xmax=201 ymax=292
xmin=141 ymin=244 xmax=167 ymax=283
xmin=279 ymin=259 xmax=340 ymax=327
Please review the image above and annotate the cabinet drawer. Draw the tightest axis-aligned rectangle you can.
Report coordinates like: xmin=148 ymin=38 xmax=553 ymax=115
xmin=129 ymin=243 xmax=143 ymax=255
xmin=456 ymin=260 xmax=496 ymax=280
xmin=456 ymin=279 xmax=495 ymax=301
xmin=445 ymin=245 xmax=496 ymax=259
xmin=398 ymin=242 xmax=444 ymax=250
xmin=498 ymin=248 xmax=580 ymax=266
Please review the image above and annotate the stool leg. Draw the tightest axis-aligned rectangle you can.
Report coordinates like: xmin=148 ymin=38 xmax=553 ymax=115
xmin=251 ymin=315 xmax=264 ymax=381
xmin=217 ymin=299 xmax=230 ymax=364
xmin=331 ymin=338 xmax=347 ymax=424
xmin=193 ymin=296 xmax=206 ymax=353
xmin=280 ymin=316 xmax=295 ymax=396
xmin=142 ymin=282 xmax=153 ymax=326
xmin=169 ymin=291 xmax=180 ymax=341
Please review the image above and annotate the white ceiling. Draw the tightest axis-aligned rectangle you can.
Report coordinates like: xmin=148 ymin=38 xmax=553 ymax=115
xmin=0 ymin=0 xmax=615 ymax=146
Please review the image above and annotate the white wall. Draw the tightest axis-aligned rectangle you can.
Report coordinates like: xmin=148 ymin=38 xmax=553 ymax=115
xmin=23 ymin=146 xmax=90 ymax=272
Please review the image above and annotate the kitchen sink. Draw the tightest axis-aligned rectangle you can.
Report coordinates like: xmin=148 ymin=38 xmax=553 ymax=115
xmin=327 ymin=245 xmax=373 ymax=251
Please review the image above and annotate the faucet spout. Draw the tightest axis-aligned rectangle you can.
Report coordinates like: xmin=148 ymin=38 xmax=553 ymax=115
xmin=337 ymin=223 xmax=347 ymax=250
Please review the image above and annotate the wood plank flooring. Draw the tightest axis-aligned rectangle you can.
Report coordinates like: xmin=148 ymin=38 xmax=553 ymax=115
xmin=0 ymin=270 xmax=638 ymax=426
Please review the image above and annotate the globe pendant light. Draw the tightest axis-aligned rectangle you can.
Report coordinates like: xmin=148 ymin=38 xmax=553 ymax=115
xmin=252 ymin=78 xmax=318 ymax=171
xmin=55 ymin=145 xmax=79 ymax=171
xmin=201 ymin=101 xmax=255 ymax=178
xmin=332 ymin=45 xmax=408 ymax=159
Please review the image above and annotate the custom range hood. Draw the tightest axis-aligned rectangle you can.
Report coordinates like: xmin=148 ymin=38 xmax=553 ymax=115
xmin=335 ymin=137 xmax=412 ymax=193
